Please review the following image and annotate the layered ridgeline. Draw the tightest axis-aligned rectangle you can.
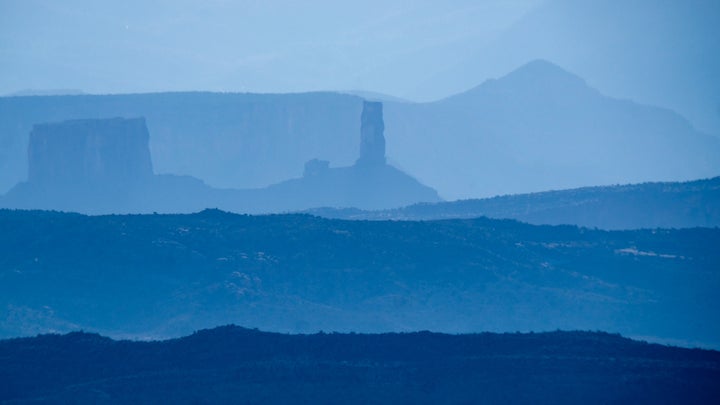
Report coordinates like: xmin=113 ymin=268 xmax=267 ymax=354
xmin=308 ymin=176 xmax=720 ymax=230
xmin=0 ymin=103 xmax=439 ymax=213
xmin=425 ymin=0 xmax=720 ymax=136
xmin=1 ymin=210 xmax=718 ymax=348
xmin=2 ymin=327 xmax=719 ymax=404
xmin=384 ymin=60 xmax=720 ymax=199
xmin=2 ymin=60 xmax=719 ymax=200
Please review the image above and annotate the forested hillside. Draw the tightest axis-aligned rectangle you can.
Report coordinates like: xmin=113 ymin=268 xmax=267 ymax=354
xmin=1 ymin=209 xmax=718 ymax=347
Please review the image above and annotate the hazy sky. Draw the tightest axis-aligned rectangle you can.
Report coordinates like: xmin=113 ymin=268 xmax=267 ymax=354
xmin=2 ymin=0 xmax=718 ymax=134
xmin=0 ymin=0 xmax=541 ymax=97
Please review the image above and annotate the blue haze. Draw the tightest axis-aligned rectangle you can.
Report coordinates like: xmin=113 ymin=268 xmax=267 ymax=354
xmin=2 ymin=0 xmax=718 ymax=134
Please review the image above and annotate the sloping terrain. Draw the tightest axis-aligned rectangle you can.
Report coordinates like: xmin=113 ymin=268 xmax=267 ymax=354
xmin=0 ymin=162 xmax=440 ymax=214
xmin=1 ymin=326 xmax=719 ymax=404
xmin=385 ymin=60 xmax=720 ymax=199
xmin=308 ymin=176 xmax=720 ymax=229
xmin=428 ymin=0 xmax=720 ymax=135
xmin=1 ymin=209 xmax=718 ymax=348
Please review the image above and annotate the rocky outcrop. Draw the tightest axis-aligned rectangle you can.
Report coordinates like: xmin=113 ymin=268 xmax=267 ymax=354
xmin=356 ymin=101 xmax=386 ymax=166
xmin=1 ymin=117 xmax=185 ymax=214
xmin=303 ymin=159 xmax=330 ymax=177
xmin=0 ymin=92 xmax=364 ymax=195
xmin=28 ymin=117 xmax=153 ymax=187
xmin=250 ymin=100 xmax=440 ymax=211
xmin=2 ymin=105 xmax=439 ymax=214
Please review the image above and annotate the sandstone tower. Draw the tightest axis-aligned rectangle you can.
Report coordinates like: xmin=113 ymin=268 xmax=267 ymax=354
xmin=356 ymin=101 xmax=386 ymax=166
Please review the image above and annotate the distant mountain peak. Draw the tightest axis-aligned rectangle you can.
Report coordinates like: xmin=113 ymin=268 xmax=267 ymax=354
xmin=444 ymin=59 xmax=593 ymax=104
xmin=511 ymin=59 xmax=583 ymax=79
xmin=492 ymin=59 xmax=588 ymax=91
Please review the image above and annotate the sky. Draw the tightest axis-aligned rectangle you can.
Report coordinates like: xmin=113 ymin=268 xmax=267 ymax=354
xmin=0 ymin=0 xmax=541 ymax=98
xmin=1 ymin=0 xmax=718 ymax=134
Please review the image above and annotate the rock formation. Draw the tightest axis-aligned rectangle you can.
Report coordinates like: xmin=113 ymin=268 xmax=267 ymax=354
xmin=255 ymin=100 xmax=440 ymax=211
xmin=303 ymin=158 xmax=330 ymax=177
xmin=1 ymin=106 xmax=440 ymax=214
xmin=0 ymin=117 xmax=178 ymax=214
xmin=356 ymin=101 xmax=386 ymax=166
xmin=0 ymin=92 xmax=363 ymax=195
xmin=28 ymin=117 xmax=154 ymax=187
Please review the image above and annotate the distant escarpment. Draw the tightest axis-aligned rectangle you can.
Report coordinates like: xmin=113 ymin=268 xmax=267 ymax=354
xmin=1 ymin=102 xmax=439 ymax=213
xmin=3 ymin=61 xmax=719 ymax=201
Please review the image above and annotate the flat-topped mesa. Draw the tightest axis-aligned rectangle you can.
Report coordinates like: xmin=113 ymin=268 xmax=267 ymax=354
xmin=356 ymin=101 xmax=386 ymax=166
xmin=28 ymin=117 xmax=154 ymax=187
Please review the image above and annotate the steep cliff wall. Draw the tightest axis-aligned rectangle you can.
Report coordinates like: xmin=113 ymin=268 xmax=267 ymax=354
xmin=0 ymin=92 xmax=363 ymax=194
xmin=255 ymin=101 xmax=439 ymax=211
xmin=356 ymin=101 xmax=386 ymax=166
xmin=28 ymin=117 xmax=153 ymax=187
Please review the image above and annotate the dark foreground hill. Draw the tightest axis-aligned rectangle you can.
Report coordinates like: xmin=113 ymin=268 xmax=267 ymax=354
xmin=1 ymin=209 xmax=719 ymax=348
xmin=1 ymin=326 xmax=719 ymax=404
xmin=307 ymin=176 xmax=720 ymax=229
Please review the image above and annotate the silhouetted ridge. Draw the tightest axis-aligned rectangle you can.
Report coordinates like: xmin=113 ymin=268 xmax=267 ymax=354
xmin=500 ymin=59 xmax=588 ymax=88
xmin=306 ymin=176 xmax=720 ymax=229
xmin=448 ymin=59 xmax=593 ymax=106
xmin=383 ymin=60 xmax=720 ymax=199
xmin=1 ymin=326 xmax=719 ymax=403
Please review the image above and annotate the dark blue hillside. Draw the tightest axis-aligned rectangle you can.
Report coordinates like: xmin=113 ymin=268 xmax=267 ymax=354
xmin=1 ymin=326 xmax=719 ymax=403
xmin=308 ymin=176 xmax=720 ymax=229
xmin=1 ymin=209 xmax=718 ymax=347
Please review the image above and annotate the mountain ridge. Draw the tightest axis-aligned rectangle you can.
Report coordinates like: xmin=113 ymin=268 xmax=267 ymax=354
xmin=424 ymin=0 xmax=720 ymax=134
xmin=305 ymin=176 xmax=720 ymax=229
xmin=384 ymin=60 xmax=720 ymax=199
xmin=2 ymin=325 xmax=719 ymax=403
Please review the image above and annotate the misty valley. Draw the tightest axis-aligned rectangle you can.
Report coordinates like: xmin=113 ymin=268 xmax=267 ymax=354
xmin=1 ymin=1 xmax=720 ymax=403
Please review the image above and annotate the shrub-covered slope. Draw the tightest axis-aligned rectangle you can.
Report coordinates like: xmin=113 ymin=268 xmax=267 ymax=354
xmin=1 ymin=326 xmax=719 ymax=404
xmin=308 ymin=176 xmax=720 ymax=229
xmin=1 ymin=209 xmax=719 ymax=347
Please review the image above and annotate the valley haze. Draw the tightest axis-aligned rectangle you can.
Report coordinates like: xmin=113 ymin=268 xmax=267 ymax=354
xmin=1 ymin=0 xmax=719 ymax=403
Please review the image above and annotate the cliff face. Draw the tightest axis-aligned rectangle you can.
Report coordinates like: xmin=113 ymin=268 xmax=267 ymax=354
xmin=0 ymin=117 xmax=170 ymax=214
xmin=0 ymin=92 xmax=363 ymax=194
xmin=28 ymin=117 xmax=153 ymax=187
xmin=2 ymin=105 xmax=438 ymax=214
xmin=254 ymin=100 xmax=439 ymax=211
xmin=356 ymin=101 xmax=386 ymax=166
